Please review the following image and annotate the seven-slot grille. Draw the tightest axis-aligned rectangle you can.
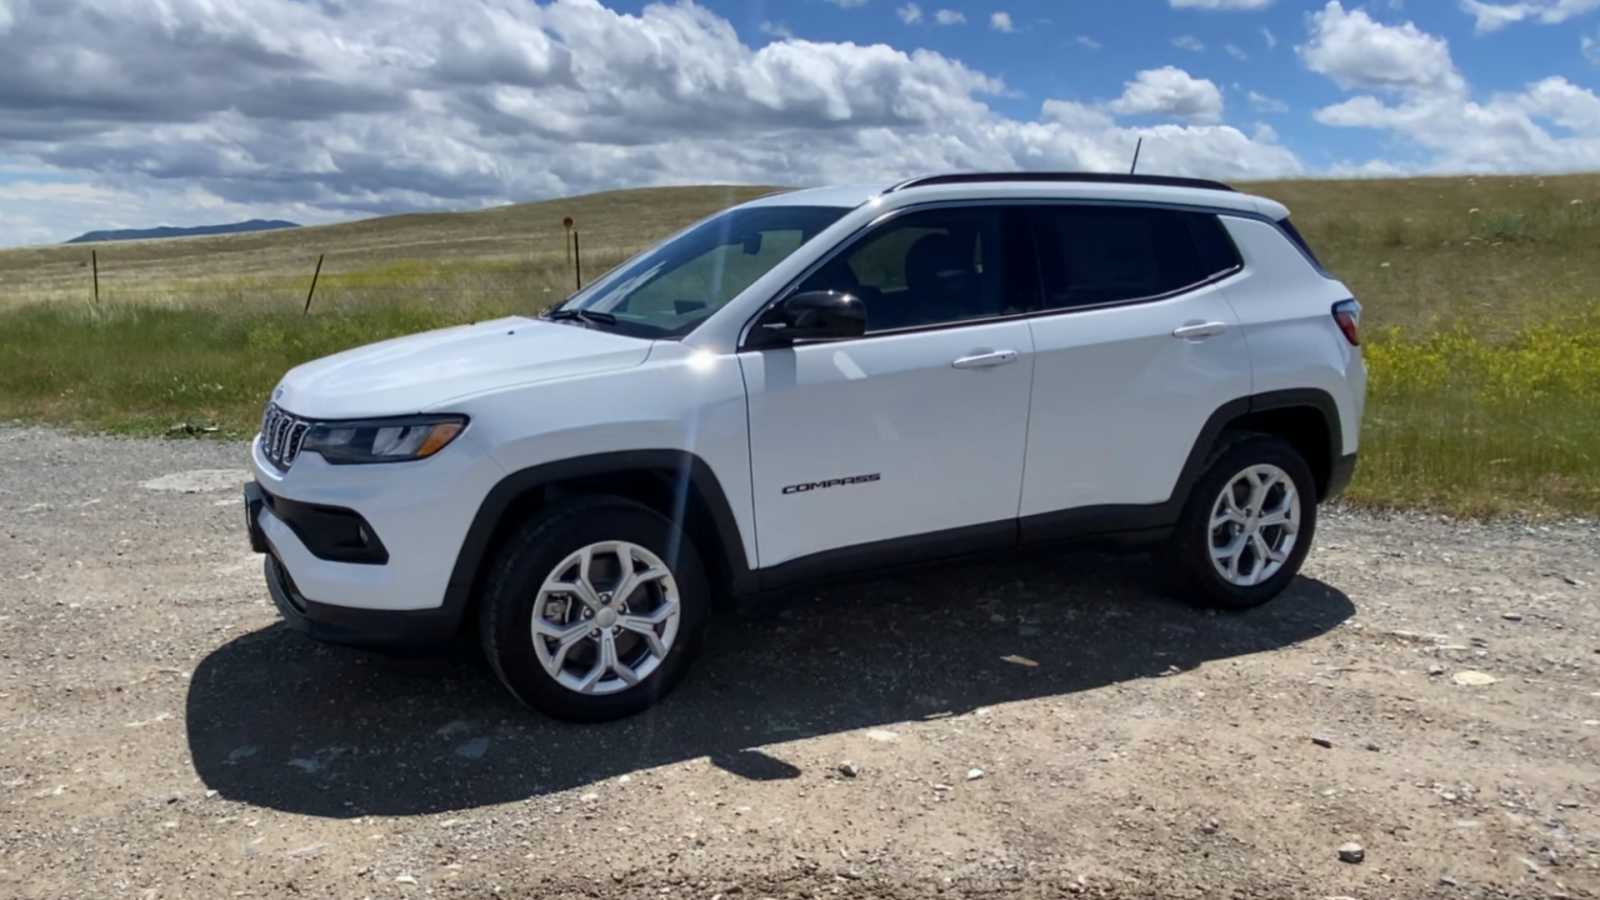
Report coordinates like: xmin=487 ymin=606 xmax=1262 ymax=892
xmin=260 ymin=403 xmax=311 ymax=470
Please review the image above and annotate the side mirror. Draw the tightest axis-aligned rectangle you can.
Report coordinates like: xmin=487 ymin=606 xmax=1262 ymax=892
xmin=753 ymin=290 xmax=866 ymax=346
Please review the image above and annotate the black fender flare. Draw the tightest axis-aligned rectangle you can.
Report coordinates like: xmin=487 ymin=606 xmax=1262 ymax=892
xmin=438 ymin=450 xmax=754 ymax=630
xmin=1019 ymin=388 xmax=1346 ymax=546
xmin=1170 ymin=388 xmax=1345 ymax=507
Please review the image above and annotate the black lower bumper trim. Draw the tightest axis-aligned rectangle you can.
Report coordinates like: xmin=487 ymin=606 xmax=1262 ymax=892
xmin=259 ymin=489 xmax=389 ymax=565
xmin=1326 ymin=452 xmax=1359 ymax=500
xmin=244 ymin=482 xmax=269 ymax=554
xmin=263 ymin=553 xmax=462 ymax=650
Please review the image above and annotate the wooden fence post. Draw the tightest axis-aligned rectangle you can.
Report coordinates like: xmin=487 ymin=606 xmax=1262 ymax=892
xmin=91 ymin=250 xmax=99 ymax=304
xmin=302 ymin=253 xmax=324 ymax=315
xmin=573 ymin=230 xmax=582 ymax=291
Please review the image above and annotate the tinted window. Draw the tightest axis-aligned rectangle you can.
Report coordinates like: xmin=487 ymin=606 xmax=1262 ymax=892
xmin=1278 ymin=219 xmax=1328 ymax=273
xmin=1031 ymin=206 xmax=1240 ymax=310
xmin=797 ymin=207 xmax=1034 ymax=333
xmin=557 ymin=205 xmax=847 ymax=338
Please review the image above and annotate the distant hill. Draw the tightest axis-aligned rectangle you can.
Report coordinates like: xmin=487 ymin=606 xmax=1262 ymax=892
xmin=65 ymin=219 xmax=300 ymax=244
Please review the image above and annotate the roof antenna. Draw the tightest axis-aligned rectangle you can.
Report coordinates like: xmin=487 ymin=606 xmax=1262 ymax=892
xmin=1129 ymin=137 xmax=1144 ymax=175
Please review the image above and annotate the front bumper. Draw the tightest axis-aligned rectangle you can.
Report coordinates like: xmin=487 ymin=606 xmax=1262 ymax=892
xmin=245 ymin=431 xmax=504 ymax=649
xmin=261 ymin=551 xmax=460 ymax=649
xmin=249 ymin=483 xmax=461 ymax=649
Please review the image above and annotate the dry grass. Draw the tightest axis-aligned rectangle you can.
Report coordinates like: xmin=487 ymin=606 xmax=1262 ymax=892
xmin=1254 ymin=173 xmax=1600 ymax=516
xmin=1255 ymin=172 xmax=1600 ymax=339
xmin=0 ymin=185 xmax=775 ymax=310
xmin=2 ymin=175 xmax=1598 ymax=517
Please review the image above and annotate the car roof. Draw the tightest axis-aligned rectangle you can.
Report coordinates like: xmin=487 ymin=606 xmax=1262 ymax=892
xmin=742 ymin=175 xmax=1289 ymax=221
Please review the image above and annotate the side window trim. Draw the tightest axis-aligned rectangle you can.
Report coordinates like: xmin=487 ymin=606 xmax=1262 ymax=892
xmin=1275 ymin=219 xmax=1332 ymax=277
xmin=738 ymin=203 xmax=1033 ymax=349
xmin=1025 ymin=203 xmax=1245 ymax=316
xmin=736 ymin=199 xmax=1252 ymax=350
xmin=1022 ymin=264 xmax=1244 ymax=321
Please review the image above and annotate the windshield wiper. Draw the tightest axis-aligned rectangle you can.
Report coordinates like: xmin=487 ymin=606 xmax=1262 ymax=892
xmin=546 ymin=308 xmax=618 ymax=327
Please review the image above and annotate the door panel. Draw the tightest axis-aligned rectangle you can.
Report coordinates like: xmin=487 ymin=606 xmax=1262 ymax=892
xmin=1020 ymin=286 xmax=1250 ymax=515
xmin=741 ymin=320 xmax=1034 ymax=568
xmin=1019 ymin=205 xmax=1254 ymax=517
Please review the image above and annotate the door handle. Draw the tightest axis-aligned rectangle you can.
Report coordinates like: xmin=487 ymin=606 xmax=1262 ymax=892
xmin=1172 ymin=321 xmax=1229 ymax=341
xmin=951 ymin=349 xmax=1020 ymax=370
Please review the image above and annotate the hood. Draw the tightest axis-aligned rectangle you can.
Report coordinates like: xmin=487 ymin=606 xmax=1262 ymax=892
xmin=272 ymin=316 xmax=652 ymax=419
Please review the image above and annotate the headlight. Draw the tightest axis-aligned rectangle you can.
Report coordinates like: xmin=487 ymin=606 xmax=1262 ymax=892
xmin=301 ymin=414 xmax=468 ymax=465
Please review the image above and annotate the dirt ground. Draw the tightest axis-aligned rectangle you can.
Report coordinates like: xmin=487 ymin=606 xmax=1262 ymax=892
xmin=2 ymin=424 xmax=1597 ymax=899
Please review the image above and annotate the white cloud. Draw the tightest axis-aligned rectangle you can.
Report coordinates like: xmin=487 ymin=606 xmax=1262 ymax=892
xmin=1313 ymin=80 xmax=1600 ymax=173
xmin=1586 ymin=31 xmax=1600 ymax=62
xmin=1172 ymin=34 xmax=1206 ymax=52
xmin=1516 ymin=75 xmax=1600 ymax=132
xmin=1261 ymin=26 xmax=1278 ymax=49
xmin=1299 ymin=2 xmax=1466 ymax=95
xmin=1248 ymin=90 xmax=1289 ymax=113
xmin=1169 ymin=0 xmax=1274 ymax=8
xmin=1035 ymin=101 xmax=1301 ymax=177
xmin=826 ymin=0 xmax=869 ymax=7
xmin=1076 ymin=35 xmax=1103 ymax=50
xmin=0 ymin=0 xmax=1303 ymax=246
xmin=1303 ymin=3 xmax=1600 ymax=173
xmin=933 ymin=9 xmax=965 ymax=25
xmin=990 ymin=11 xmax=1015 ymax=33
xmin=1460 ymin=0 xmax=1600 ymax=33
xmin=758 ymin=21 xmax=794 ymax=40
xmin=896 ymin=3 xmax=923 ymax=24
xmin=1107 ymin=66 xmax=1225 ymax=124
xmin=1225 ymin=43 xmax=1249 ymax=60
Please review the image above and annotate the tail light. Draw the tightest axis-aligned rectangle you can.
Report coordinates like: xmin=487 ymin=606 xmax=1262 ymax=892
xmin=1332 ymin=299 xmax=1361 ymax=347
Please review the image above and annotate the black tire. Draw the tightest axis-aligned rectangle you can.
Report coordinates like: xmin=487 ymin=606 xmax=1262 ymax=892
xmin=1163 ymin=434 xmax=1318 ymax=610
xmin=477 ymin=496 xmax=710 ymax=721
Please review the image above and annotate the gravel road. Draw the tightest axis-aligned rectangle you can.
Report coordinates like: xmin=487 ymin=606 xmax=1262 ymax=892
xmin=2 ymin=424 xmax=1598 ymax=899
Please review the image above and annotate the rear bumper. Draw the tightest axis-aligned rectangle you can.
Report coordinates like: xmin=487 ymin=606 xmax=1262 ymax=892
xmin=1326 ymin=452 xmax=1359 ymax=500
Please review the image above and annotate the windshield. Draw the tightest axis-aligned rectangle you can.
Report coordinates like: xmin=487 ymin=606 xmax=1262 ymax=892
xmin=551 ymin=205 xmax=849 ymax=338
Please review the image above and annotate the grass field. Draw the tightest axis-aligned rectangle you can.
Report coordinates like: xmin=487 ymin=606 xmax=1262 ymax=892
xmin=1 ymin=175 xmax=1597 ymax=516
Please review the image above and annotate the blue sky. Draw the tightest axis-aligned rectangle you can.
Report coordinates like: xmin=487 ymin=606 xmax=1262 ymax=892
xmin=1 ymin=0 xmax=1598 ymax=246
xmin=688 ymin=0 xmax=1600 ymax=169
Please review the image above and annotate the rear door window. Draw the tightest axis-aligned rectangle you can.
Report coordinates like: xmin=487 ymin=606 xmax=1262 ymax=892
xmin=1030 ymin=206 xmax=1241 ymax=311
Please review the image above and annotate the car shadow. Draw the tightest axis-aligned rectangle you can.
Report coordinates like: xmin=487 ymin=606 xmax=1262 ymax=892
xmin=186 ymin=549 xmax=1353 ymax=818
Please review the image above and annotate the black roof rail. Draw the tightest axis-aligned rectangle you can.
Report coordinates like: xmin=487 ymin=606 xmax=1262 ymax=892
xmin=883 ymin=172 xmax=1237 ymax=194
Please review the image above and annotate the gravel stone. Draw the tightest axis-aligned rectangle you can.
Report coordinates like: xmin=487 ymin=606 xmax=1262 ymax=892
xmin=4 ymin=426 xmax=1599 ymax=899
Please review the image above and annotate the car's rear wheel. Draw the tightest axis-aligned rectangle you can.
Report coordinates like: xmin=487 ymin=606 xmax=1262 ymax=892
xmin=1165 ymin=435 xmax=1317 ymax=610
xmin=478 ymin=497 xmax=709 ymax=721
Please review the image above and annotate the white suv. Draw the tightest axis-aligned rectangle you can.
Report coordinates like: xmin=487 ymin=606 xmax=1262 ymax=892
xmin=244 ymin=173 xmax=1365 ymax=720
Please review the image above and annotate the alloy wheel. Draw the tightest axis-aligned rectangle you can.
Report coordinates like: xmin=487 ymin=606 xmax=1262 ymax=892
xmin=531 ymin=540 xmax=680 ymax=695
xmin=1208 ymin=463 xmax=1301 ymax=587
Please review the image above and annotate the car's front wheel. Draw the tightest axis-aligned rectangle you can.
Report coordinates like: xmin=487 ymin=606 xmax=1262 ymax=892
xmin=1165 ymin=435 xmax=1318 ymax=609
xmin=478 ymin=497 xmax=709 ymax=721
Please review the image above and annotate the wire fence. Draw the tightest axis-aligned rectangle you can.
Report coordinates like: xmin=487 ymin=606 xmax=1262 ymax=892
xmin=1 ymin=237 xmax=636 ymax=317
